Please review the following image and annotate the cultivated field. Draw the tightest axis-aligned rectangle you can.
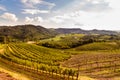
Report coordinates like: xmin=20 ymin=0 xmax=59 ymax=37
xmin=0 ymin=34 xmax=120 ymax=80
xmin=0 ymin=43 xmax=78 ymax=80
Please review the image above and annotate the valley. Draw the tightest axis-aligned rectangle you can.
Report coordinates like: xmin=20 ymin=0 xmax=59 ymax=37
xmin=0 ymin=25 xmax=120 ymax=80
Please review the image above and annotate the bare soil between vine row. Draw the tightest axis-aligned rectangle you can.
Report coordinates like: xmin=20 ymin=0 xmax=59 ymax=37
xmin=0 ymin=71 xmax=17 ymax=80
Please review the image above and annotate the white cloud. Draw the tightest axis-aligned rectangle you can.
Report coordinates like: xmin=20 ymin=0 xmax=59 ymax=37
xmin=25 ymin=17 xmax=34 ymax=23
xmin=35 ymin=17 xmax=43 ymax=22
xmin=40 ymin=1 xmax=56 ymax=9
xmin=50 ymin=15 xmax=71 ymax=23
xmin=22 ymin=9 xmax=49 ymax=15
xmin=81 ymin=0 xmax=112 ymax=12
xmin=21 ymin=0 xmax=42 ymax=4
xmin=21 ymin=0 xmax=27 ymax=3
xmin=60 ymin=0 xmax=112 ymax=13
xmin=0 ymin=5 xmax=7 ymax=11
xmin=25 ymin=16 xmax=43 ymax=23
xmin=0 ymin=12 xmax=18 ymax=22
xmin=21 ymin=0 xmax=56 ymax=9
xmin=85 ymin=0 xmax=112 ymax=12
xmin=50 ymin=17 xmax=64 ymax=23
xmin=50 ymin=11 xmax=81 ymax=23
xmin=47 ymin=0 xmax=115 ymax=30
xmin=49 ymin=0 xmax=112 ymax=27
xmin=74 ymin=23 xmax=84 ymax=26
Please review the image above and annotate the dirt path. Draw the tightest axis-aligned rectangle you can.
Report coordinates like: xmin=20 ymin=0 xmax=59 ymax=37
xmin=0 ymin=48 xmax=16 ymax=80
xmin=0 ymin=66 xmax=31 ymax=80
xmin=0 ymin=71 xmax=17 ymax=80
xmin=0 ymin=49 xmax=30 ymax=80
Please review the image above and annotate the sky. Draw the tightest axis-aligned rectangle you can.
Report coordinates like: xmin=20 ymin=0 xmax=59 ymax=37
xmin=0 ymin=0 xmax=120 ymax=30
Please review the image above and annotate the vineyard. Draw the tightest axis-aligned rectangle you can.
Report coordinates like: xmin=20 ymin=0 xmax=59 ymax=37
xmin=62 ymin=51 xmax=120 ymax=79
xmin=0 ymin=43 xmax=79 ymax=80
xmin=0 ymin=41 xmax=120 ymax=80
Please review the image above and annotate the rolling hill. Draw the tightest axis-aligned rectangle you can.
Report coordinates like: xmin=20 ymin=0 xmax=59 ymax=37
xmin=0 ymin=25 xmax=119 ymax=42
xmin=75 ymin=42 xmax=120 ymax=51
xmin=0 ymin=25 xmax=57 ymax=41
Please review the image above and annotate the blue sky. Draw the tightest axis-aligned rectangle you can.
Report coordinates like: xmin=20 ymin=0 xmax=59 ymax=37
xmin=0 ymin=0 xmax=120 ymax=30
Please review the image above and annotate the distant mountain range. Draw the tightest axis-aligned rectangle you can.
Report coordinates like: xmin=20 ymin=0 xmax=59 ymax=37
xmin=0 ymin=25 xmax=118 ymax=41
xmin=55 ymin=28 xmax=118 ymax=35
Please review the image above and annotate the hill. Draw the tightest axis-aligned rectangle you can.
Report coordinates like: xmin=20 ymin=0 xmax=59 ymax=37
xmin=0 ymin=25 xmax=57 ymax=41
xmin=0 ymin=25 xmax=118 ymax=42
xmin=75 ymin=42 xmax=120 ymax=51
xmin=55 ymin=28 xmax=117 ymax=35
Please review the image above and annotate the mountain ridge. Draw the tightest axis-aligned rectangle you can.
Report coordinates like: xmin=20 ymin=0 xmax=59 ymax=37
xmin=55 ymin=28 xmax=118 ymax=35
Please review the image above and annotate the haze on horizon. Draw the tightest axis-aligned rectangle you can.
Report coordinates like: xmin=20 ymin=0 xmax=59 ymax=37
xmin=0 ymin=0 xmax=120 ymax=30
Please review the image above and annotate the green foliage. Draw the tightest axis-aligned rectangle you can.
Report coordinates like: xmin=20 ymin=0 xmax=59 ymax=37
xmin=0 ymin=44 xmax=4 ymax=49
xmin=0 ymin=25 xmax=56 ymax=42
xmin=38 ymin=34 xmax=87 ymax=49
xmin=75 ymin=42 xmax=120 ymax=51
xmin=0 ymin=43 xmax=73 ymax=76
xmin=0 ymin=43 xmax=77 ymax=79
xmin=38 ymin=34 xmax=120 ymax=49
xmin=1 ymin=43 xmax=70 ymax=66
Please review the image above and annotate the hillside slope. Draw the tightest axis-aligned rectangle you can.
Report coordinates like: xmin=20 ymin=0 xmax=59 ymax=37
xmin=75 ymin=42 xmax=120 ymax=51
xmin=0 ymin=25 xmax=56 ymax=41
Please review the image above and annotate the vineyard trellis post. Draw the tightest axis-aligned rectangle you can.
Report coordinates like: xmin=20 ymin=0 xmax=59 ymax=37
xmin=36 ymin=63 xmax=39 ymax=72
xmin=76 ymin=65 xmax=80 ymax=80
xmin=114 ymin=62 xmax=116 ymax=72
